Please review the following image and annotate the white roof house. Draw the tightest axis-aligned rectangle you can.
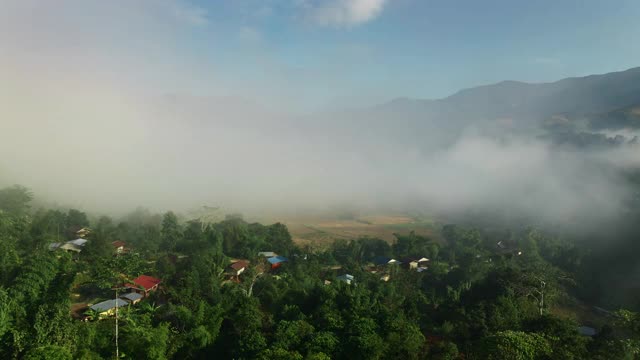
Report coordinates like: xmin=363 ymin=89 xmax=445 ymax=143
xmin=337 ymin=274 xmax=354 ymax=285
xmin=54 ymin=238 xmax=89 ymax=253
xmin=59 ymin=243 xmax=83 ymax=253
xmin=90 ymin=299 xmax=128 ymax=316
xmin=258 ymin=251 xmax=277 ymax=257
xmin=68 ymin=238 xmax=89 ymax=247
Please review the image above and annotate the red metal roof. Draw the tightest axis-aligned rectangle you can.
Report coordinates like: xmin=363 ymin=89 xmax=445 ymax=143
xmin=112 ymin=241 xmax=126 ymax=248
xmin=230 ymin=261 xmax=249 ymax=270
xmin=126 ymin=275 xmax=161 ymax=291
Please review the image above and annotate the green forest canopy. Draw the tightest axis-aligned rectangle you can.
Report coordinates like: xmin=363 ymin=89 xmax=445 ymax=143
xmin=1 ymin=184 xmax=640 ymax=359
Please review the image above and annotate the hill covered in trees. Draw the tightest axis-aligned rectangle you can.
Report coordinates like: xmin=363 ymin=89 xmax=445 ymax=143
xmin=2 ymin=184 xmax=640 ymax=359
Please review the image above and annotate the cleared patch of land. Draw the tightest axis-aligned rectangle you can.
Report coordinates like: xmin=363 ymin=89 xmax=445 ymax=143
xmin=263 ymin=213 xmax=440 ymax=250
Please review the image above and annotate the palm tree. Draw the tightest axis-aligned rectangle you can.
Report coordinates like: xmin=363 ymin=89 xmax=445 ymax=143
xmin=137 ymin=301 xmax=160 ymax=315
xmin=83 ymin=308 xmax=100 ymax=321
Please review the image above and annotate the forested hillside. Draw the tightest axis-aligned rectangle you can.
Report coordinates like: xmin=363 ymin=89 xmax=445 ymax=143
xmin=301 ymin=67 xmax=640 ymax=154
xmin=2 ymin=184 xmax=640 ymax=359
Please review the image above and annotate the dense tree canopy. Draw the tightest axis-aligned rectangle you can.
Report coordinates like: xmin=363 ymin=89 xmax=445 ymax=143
xmin=0 ymin=184 xmax=638 ymax=359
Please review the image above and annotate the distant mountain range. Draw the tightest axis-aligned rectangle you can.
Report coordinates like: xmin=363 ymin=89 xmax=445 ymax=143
xmin=305 ymin=66 xmax=640 ymax=151
xmin=156 ymin=67 xmax=640 ymax=152
xmin=380 ymin=66 xmax=640 ymax=131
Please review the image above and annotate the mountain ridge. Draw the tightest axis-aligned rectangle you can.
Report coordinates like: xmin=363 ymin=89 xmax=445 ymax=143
xmin=371 ymin=66 xmax=640 ymax=134
xmin=383 ymin=66 xmax=640 ymax=105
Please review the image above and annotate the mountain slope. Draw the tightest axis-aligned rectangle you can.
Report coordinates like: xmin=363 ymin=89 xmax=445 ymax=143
xmin=384 ymin=66 xmax=640 ymax=130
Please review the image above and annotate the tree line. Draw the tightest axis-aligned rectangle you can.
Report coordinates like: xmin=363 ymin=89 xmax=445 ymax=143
xmin=0 ymin=184 xmax=639 ymax=359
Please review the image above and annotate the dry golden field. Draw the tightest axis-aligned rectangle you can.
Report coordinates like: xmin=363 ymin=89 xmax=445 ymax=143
xmin=258 ymin=213 xmax=440 ymax=250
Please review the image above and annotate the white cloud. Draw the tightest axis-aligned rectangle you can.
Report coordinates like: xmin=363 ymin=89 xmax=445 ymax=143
xmin=168 ymin=0 xmax=209 ymax=26
xmin=300 ymin=0 xmax=388 ymax=27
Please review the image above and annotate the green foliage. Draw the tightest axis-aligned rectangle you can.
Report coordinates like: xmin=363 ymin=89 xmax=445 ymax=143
xmin=123 ymin=321 xmax=171 ymax=359
xmin=393 ymin=231 xmax=434 ymax=259
xmin=268 ymin=222 xmax=295 ymax=255
xmin=525 ymin=315 xmax=588 ymax=359
xmin=345 ymin=317 xmax=385 ymax=360
xmin=428 ymin=341 xmax=459 ymax=360
xmin=0 ymin=184 xmax=636 ymax=360
xmin=383 ymin=315 xmax=426 ymax=359
xmin=258 ymin=347 xmax=303 ymax=360
xmin=474 ymin=330 xmax=552 ymax=360
xmin=0 ymin=185 xmax=33 ymax=216
xmin=0 ymin=287 xmax=12 ymax=339
xmin=0 ymin=219 xmax=21 ymax=285
xmin=616 ymin=309 xmax=640 ymax=335
xmin=82 ymin=216 xmax=116 ymax=259
xmin=66 ymin=209 xmax=89 ymax=229
xmin=160 ymin=211 xmax=182 ymax=252
xmin=23 ymin=345 xmax=73 ymax=360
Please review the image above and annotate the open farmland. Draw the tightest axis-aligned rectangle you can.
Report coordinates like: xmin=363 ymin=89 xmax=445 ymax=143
xmin=263 ymin=214 xmax=440 ymax=249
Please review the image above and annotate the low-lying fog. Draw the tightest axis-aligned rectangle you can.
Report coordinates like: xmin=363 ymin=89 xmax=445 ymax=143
xmin=1 ymin=1 xmax=638 ymax=228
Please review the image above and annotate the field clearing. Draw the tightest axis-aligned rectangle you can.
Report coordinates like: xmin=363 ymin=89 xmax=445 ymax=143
xmin=270 ymin=214 xmax=440 ymax=249
xmin=551 ymin=302 xmax=613 ymax=329
xmin=357 ymin=215 xmax=415 ymax=225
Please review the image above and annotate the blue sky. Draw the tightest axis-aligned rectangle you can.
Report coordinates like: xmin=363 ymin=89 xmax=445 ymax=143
xmin=2 ymin=0 xmax=640 ymax=212
xmin=3 ymin=0 xmax=640 ymax=111
xmin=182 ymin=0 xmax=640 ymax=110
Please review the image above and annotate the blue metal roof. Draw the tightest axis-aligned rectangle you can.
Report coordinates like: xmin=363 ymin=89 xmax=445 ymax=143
xmin=267 ymin=256 xmax=288 ymax=264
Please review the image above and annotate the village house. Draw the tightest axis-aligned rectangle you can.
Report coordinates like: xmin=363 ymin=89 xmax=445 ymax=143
xmin=89 ymin=299 xmax=128 ymax=318
xmin=227 ymin=260 xmax=249 ymax=276
xmin=258 ymin=251 xmax=277 ymax=257
xmin=49 ymin=238 xmax=89 ymax=253
xmin=401 ymin=257 xmax=418 ymax=269
xmin=120 ymin=292 xmax=143 ymax=305
xmin=69 ymin=238 xmax=89 ymax=247
xmin=125 ymin=275 xmax=161 ymax=297
xmin=76 ymin=227 xmax=91 ymax=238
xmin=59 ymin=242 xmax=84 ymax=253
xmin=267 ymin=256 xmax=288 ymax=269
xmin=401 ymin=257 xmax=430 ymax=270
xmin=337 ymin=274 xmax=354 ymax=285
xmin=371 ymin=256 xmax=401 ymax=267
xmin=112 ymin=240 xmax=126 ymax=254
xmin=364 ymin=265 xmax=379 ymax=274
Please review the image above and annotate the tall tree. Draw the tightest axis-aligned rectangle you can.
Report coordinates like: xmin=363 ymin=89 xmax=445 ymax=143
xmin=268 ymin=223 xmax=295 ymax=256
xmin=160 ymin=211 xmax=182 ymax=252
xmin=83 ymin=216 xmax=116 ymax=259
xmin=0 ymin=185 xmax=33 ymax=216
xmin=66 ymin=209 xmax=89 ymax=230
